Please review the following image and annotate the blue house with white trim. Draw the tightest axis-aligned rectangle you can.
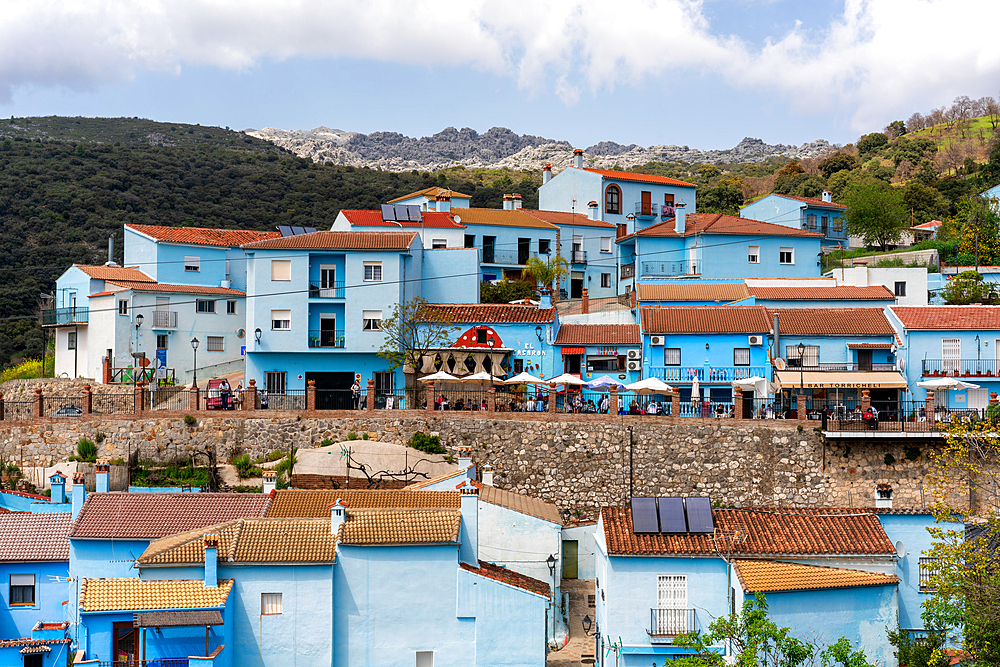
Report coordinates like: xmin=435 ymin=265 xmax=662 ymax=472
xmin=520 ymin=208 xmax=619 ymax=300
xmin=740 ymin=192 xmax=849 ymax=248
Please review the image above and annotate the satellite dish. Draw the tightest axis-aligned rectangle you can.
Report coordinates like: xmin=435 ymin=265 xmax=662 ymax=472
xmin=453 ymin=215 xmax=461 ymax=224
xmin=774 ymin=358 xmax=788 ymax=371
xmin=895 ymin=540 xmax=906 ymax=558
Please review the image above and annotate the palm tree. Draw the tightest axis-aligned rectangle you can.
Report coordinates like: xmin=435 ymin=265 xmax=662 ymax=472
xmin=521 ymin=256 xmax=569 ymax=295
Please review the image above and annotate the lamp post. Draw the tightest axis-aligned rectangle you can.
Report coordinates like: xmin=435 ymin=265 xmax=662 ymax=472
xmin=191 ymin=338 xmax=200 ymax=389
xmin=797 ymin=342 xmax=805 ymax=415
xmin=133 ymin=313 xmax=144 ymax=387
xmin=582 ymin=614 xmax=596 ymax=637
xmin=255 ymin=328 xmax=262 ymax=346
xmin=546 ymin=554 xmax=557 ymax=641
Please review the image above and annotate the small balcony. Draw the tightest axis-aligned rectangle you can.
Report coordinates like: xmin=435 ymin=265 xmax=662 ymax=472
xmin=641 ymin=261 xmax=698 ymax=276
xmin=309 ymin=282 xmax=345 ymax=299
xmin=571 ymin=250 xmax=587 ymax=264
xmin=922 ymin=359 xmax=998 ymax=377
xmin=634 ymin=202 xmax=660 ymax=219
xmin=786 ymin=361 xmax=897 ymax=372
xmin=42 ymin=307 xmax=88 ymax=327
xmin=648 ymin=608 xmax=695 ymax=641
xmin=308 ymin=329 xmax=345 ymax=348
xmin=486 ymin=250 xmax=537 ymax=266
xmin=650 ymin=366 xmax=768 ymax=383
xmin=620 ymin=263 xmax=635 ymax=280
xmin=152 ymin=310 xmax=178 ymax=328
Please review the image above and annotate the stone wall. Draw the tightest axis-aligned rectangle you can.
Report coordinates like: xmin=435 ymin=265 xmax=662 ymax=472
xmin=0 ymin=412 xmax=959 ymax=517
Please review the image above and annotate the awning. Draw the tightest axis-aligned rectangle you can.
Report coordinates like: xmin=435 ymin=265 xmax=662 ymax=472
xmin=774 ymin=370 xmax=909 ymax=390
xmin=846 ymin=343 xmax=892 ymax=349
xmin=560 ymin=347 xmax=585 ymax=355
xmin=133 ymin=610 xmax=224 ymax=628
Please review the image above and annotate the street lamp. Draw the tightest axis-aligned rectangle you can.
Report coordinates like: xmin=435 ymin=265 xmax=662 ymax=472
xmin=254 ymin=328 xmax=262 ymax=345
xmin=191 ymin=338 xmax=200 ymax=389
xmin=535 ymin=326 xmax=543 ymax=342
xmin=133 ymin=314 xmax=144 ymax=387
xmin=582 ymin=614 xmax=596 ymax=637
xmin=546 ymin=554 xmax=556 ymax=576
xmin=797 ymin=342 xmax=805 ymax=414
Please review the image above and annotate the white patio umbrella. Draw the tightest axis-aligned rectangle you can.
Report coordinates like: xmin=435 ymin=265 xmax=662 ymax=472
xmin=503 ymin=372 xmax=547 ymax=385
xmin=624 ymin=377 xmax=674 ymax=395
xmin=460 ymin=371 xmax=500 ymax=385
xmin=690 ymin=375 xmax=701 ymax=403
xmin=418 ymin=371 xmax=459 ymax=383
xmin=917 ymin=377 xmax=981 ymax=391
xmin=588 ymin=375 xmax=626 ymax=391
xmin=732 ymin=376 xmax=770 ymax=398
xmin=547 ymin=373 xmax=588 ymax=386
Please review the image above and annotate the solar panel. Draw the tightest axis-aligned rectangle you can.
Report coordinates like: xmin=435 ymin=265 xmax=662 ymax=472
xmin=407 ymin=205 xmax=422 ymax=221
xmin=277 ymin=225 xmax=294 ymax=237
xmin=303 ymin=227 xmax=317 ymax=234
xmin=630 ymin=497 xmax=659 ymax=534
xmin=381 ymin=204 xmax=396 ymax=221
xmin=657 ymin=497 xmax=687 ymax=533
xmin=684 ymin=497 xmax=714 ymax=533
xmin=290 ymin=226 xmax=306 ymax=236
xmin=394 ymin=204 xmax=410 ymax=221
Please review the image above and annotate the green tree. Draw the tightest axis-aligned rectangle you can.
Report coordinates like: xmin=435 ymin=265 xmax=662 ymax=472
xmin=818 ymin=637 xmax=876 ymax=667
xmin=376 ymin=297 xmax=458 ymax=375
xmin=940 ymin=270 xmax=1000 ymax=304
xmin=480 ymin=279 xmax=537 ymax=304
xmin=819 ymin=153 xmax=858 ymax=179
xmin=857 ymin=132 xmax=889 ymax=155
xmin=774 ymin=161 xmax=806 ymax=194
xmin=885 ymin=120 xmax=907 ymax=138
xmin=520 ymin=255 xmax=569 ymax=294
xmin=843 ymin=180 xmax=908 ymax=250
xmin=901 ymin=181 xmax=951 ymax=224
xmin=697 ymin=183 xmax=743 ymax=215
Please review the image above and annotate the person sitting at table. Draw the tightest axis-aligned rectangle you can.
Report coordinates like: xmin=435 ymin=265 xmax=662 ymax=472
xmin=480 ymin=399 xmax=488 ymax=411
xmin=863 ymin=407 xmax=878 ymax=429
xmin=454 ymin=399 xmax=465 ymax=411
xmin=536 ymin=396 xmax=545 ymax=412
xmin=629 ymin=400 xmax=640 ymax=415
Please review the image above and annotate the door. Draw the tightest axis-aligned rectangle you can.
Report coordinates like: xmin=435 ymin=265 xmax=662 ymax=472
xmin=374 ymin=371 xmax=394 ymax=408
xmin=969 ymin=388 xmax=989 ymax=413
xmin=562 ymin=540 xmax=578 ymax=579
xmin=23 ymin=656 xmax=42 ymax=667
xmin=641 ymin=191 xmax=651 ymax=216
xmin=483 ymin=236 xmax=496 ymax=264
xmin=857 ymin=349 xmax=873 ymax=371
xmin=565 ymin=355 xmax=582 ymax=375
xmin=942 ymin=338 xmax=961 ymax=374
xmin=113 ymin=621 xmax=136 ymax=663
xmin=571 ymin=271 xmax=584 ymax=299
xmin=517 ymin=238 xmax=530 ymax=265
xmin=319 ymin=315 xmax=338 ymax=347
xmin=306 ymin=371 xmax=355 ymax=409
xmin=656 ymin=575 xmax=688 ymax=635
xmin=320 ymin=265 xmax=338 ymax=297
xmin=572 ymin=235 xmax=584 ymax=263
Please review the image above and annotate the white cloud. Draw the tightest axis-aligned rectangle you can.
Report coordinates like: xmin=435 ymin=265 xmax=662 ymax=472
xmin=2 ymin=0 xmax=1000 ymax=132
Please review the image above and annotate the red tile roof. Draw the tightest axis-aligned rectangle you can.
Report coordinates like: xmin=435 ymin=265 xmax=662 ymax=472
xmin=0 ymin=638 xmax=70 ymax=650
xmin=581 ymin=167 xmax=696 ymax=188
xmin=75 ymin=265 xmax=154 ymax=282
xmin=769 ymin=308 xmax=896 ymax=336
xmin=890 ymin=306 xmax=1000 ymax=330
xmin=640 ymin=306 xmax=772 ymax=334
xmin=601 ymin=507 xmax=896 ymax=557
xmin=770 ymin=194 xmax=847 ymax=210
xmin=127 ymin=224 xmax=280 ymax=247
xmin=101 ymin=281 xmax=245 ymax=297
xmin=460 ymin=560 xmax=550 ymax=597
xmin=387 ymin=187 xmax=472 ymax=203
xmin=242 ymin=231 xmax=417 ymax=250
xmin=734 ymin=559 xmax=899 ymax=593
xmin=554 ymin=324 xmax=640 ymax=346
xmin=620 ymin=213 xmax=823 ymax=240
xmin=637 ymin=283 xmax=751 ymax=302
xmin=69 ymin=493 xmax=272 ymax=539
xmin=520 ymin=209 xmax=615 ymax=229
xmin=0 ymin=513 xmax=71 ymax=561
xmin=912 ymin=220 xmax=943 ymax=230
xmin=418 ymin=304 xmax=556 ymax=324
xmin=340 ymin=210 xmax=466 ymax=229
xmin=749 ymin=285 xmax=895 ymax=301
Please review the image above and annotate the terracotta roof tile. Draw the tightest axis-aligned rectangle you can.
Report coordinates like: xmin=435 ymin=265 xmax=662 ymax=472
xmin=912 ymin=220 xmax=943 ymax=230
xmin=770 ymin=194 xmax=848 ymax=210
xmin=581 ymin=167 xmax=696 ymax=188
xmin=74 ymin=265 xmax=154 ymax=282
xmin=890 ymin=306 xmax=1000 ymax=330
xmin=79 ymin=578 xmax=233 ymax=612
xmin=242 ymin=231 xmax=417 ymax=250
xmin=102 ymin=281 xmax=245 ymax=297
xmin=387 ymin=187 xmax=472 ymax=203
xmin=554 ymin=324 xmax=640 ymax=346
xmin=621 ymin=213 xmax=823 ymax=240
xmin=640 ymin=306 xmax=772 ymax=334
xmin=127 ymin=224 xmax=279 ymax=247
xmin=340 ymin=210 xmax=466 ymax=229
xmin=0 ymin=638 xmax=70 ymax=650
xmin=0 ymin=513 xmax=71 ymax=561
xmin=637 ymin=283 xmax=751 ymax=303
xmin=461 ymin=560 xmax=550 ymax=597
xmin=404 ymin=468 xmax=472 ymax=490
xmin=70 ymin=493 xmax=271 ymax=539
xmin=450 ymin=208 xmax=557 ymax=230
xmin=138 ymin=518 xmax=337 ymax=565
xmin=418 ymin=304 xmax=557 ymax=324
xmin=479 ymin=485 xmax=562 ymax=524
xmin=734 ymin=559 xmax=899 ymax=593
xmin=749 ymin=285 xmax=894 ymax=301
xmin=267 ymin=489 xmax=460 ymax=517
xmin=339 ymin=508 xmax=461 ymax=545
xmin=769 ymin=308 xmax=895 ymax=336
xmin=601 ymin=507 xmax=896 ymax=557
xmin=520 ymin=209 xmax=615 ymax=229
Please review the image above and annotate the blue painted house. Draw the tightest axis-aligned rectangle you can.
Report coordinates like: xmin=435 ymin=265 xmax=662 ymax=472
xmin=553 ymin=324 xmax=641 ymax=386
xmin=595 ymin=503 xmax=900 ymax=666
xmin=740 ymin=192 xmax=849 ymax=248
xmin=388 ymin=186 xmax=472 ymax=210
xmin=450 ymin=206 xmax=559 ymax=283
xmin=747 ymin=282 xmax=896 ymax=308
xmin=635 ymin=281 xmax=753 ymax=307
xmin=520 ymin=209 xmax=619 ymax=300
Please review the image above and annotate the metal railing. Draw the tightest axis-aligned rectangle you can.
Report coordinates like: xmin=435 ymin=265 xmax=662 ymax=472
xmin=823 ymin=400 xmax=983 ymax=433
xmin=641 ymin=261 xmax=698 ymax=276
xmin=91 ymin=659 xmax=189 ymax=667
xmin=259 ymin=390 xmax=306 ymax=411
xmin=634 ymin=202 xmax=660 ymax=218
xmin=152 ymin=310 xmax=178 ymax=328
xmin=315 ymin=389 xmax=355 ymax=410
xmin=109 ymin=367 xmax=176 ymax=386
xmin=649 ymin=608 xmax=695 ymax=638
xmin=146 ymin=387 xmax=189 ymax=411
xmin=92 ymin=392 xmax=137 ymax=415
xmin=487 ymin=250 xmax=538 ymax=266
xmin=309 ymin=282 xmax=346 ymax=299
xmin=42 ymin=306 xmax=88 ymax=326
xmin=786 ymin=361 xmax=896 ymax=372
xmin=308 ymin=330 xmax=346 ymax=348
xmin=571 ymin=250 xmax=588 ymax=264
xmin=921 ymin=359 xmax=999 ymax=377
xmin=43 ymin=396 xmax=82 ymax=416
xmin=2 ymin=401 xmax=35 ymax=421
xmin=648 ymin=366 xmax=768 ymax=383
xmin=431 ymin=389 xmax=491 ymax=411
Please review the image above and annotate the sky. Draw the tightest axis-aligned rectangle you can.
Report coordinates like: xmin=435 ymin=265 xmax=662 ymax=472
xmin=2 ymin=0 xmax=1000 ymax=151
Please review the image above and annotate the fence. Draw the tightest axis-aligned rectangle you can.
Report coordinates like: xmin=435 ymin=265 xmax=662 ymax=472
xmin=146 ymin=387 xmax=189 ymax=411
xmin=2 ymin=401 xmax=34 ymax=421
xmin=92 ymin=392 xmax=136 ymax=415
xmin=42 ymin=396 xmax=82 ymax=417
xmin=260 ymin=390 xmax=306 ymax=411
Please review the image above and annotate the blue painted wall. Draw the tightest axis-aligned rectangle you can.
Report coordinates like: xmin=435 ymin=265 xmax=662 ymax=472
xmin=421 ymin=248 xmax=481 ymax=304
xmin=125 ymin=227 xmax=231 ymax=288
xmin=552 ymin=222 xmax=619 ymax=300
xmin=462 ymin=223 xmax=558 ymax=281
xmin=740 ymin=195 xmax=847 ymax=247
xmin=0 ymin=561 xmax=69 ymax=638
xmin=642 ymin=331 xmax=770 ymax=395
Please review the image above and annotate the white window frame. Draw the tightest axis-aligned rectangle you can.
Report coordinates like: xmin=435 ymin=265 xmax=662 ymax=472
xmin=271 ymin=310 xmax=291 ymax=331
xmin=271 ymin=259 xmax=291 ymax=282
xmin=362 ymin=310 xmax=383 ymax=332
xmin=184 ymin=256 xmax=201 ymax=272
xmin=779 ymin=247 xmax=794 ymax=265
xmin=196 ymin=299 xmax=216 ymax=314
xmin=748 ymin=245 xmax=759 ymax=263
xmin=942 ymin=338 xmax=961 ymax=373
xmin=600 ymin=237 xmax=612 ymax=253
xmin=363 ymin=262 xmax=383 ymax=282
xmin=261 ymin=592 xmax=282 ymax=615
xmin=431 ymin=239 xmax=447 ymax=249
xmin=118 ymin=300 xmax=129 ymax=316
xmin=67 ymin=331 xmax=77 ymax=350
xmin=206 ymin=336 xmax=225 ymax=352
xmin=227 ymin=300 xmax=237 ymax=315
xmin=156 ymin=334 xmax=168 ymax=350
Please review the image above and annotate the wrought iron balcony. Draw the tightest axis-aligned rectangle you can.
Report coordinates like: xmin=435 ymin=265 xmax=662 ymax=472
xmin=42 ymin=307 xmax=88 ymax=326
xmin=650 ymin=366 xmax=768 ymax=383
xmin=641 ymin=261 xmax=699 ymax=276
xmin=921 ymin=359 xmax=998 ymax=377
xmin=648 ymin=608 xmax=695 ymax=640
xmin=634 ymin=202 xmax=660 ymax=218
xmin=485 ymin=250 xmax=537 ymax=266
xmin=308 ymin=330 xmax=346 ymax=348
xmin=571 ymin=250 xmax=587 ymax=264
xmin=152 ymin=310 xmax=178 ymax=328
xmin=309 ymin=282 xmax=345 ymax=299
xmin=785 ymin=361 xmax=897 ymax=372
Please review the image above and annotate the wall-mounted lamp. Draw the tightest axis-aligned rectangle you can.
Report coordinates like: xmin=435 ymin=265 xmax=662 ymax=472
xmin=705 ymin=343 xmax=709 ymax=350
xmin=546 ymin=554 xmax=556 ymax=576
xmin=134 ymin=313 xmax=144 ymax=330
xmin=535 ymin=326 xmax=543 ymax=342
xmin=582 ymin=614 xmax=596 ymax=637
xmin=254 ymin=328 xmax=262 ymax=345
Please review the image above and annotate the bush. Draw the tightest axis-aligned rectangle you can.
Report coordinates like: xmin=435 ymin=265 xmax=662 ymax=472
xmin=94 ymin=432 xmax=105 ymax=443
xmin=0 ymin=358 xmax=43 ymax=383
xmin=183 ymin=415 xmax=197 ymax=426
xmin=266 ymin=450 xmax=285 ymax=462
xmin=362 ymin=433 xmax=369 ymax=440
xmin=346 ymin=432 xmax=358 ymax=440
xmin=275 ymin=448 xmax=297 ymax=476
xmin=232 ymin=453 xmax=255 ymax=479
xmin=407 ymin=432 xmax=446 ymax=455
xmin=320 ymin=439 xmax=334 ymax=447
xmin=76 ymin=438 xmax=97 ymax=463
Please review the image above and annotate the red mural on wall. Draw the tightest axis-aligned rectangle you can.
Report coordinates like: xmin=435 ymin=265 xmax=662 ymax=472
xmin=452 ymin=326 xmax=505 ymax=349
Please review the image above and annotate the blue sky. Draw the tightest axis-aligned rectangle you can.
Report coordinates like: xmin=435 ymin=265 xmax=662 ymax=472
xmin=3 ymin=0 xmax=999 ymax=150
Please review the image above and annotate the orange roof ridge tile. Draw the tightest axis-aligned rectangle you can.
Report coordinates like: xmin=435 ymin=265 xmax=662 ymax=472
xmin=734 ymin=559 xmax=899 ymax=593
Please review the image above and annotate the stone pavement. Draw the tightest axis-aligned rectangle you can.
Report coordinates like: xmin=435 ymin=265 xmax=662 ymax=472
xmin=548 ymin=579 xmax=596 ymax=667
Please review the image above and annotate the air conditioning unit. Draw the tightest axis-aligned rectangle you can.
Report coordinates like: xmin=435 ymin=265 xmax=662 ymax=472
xmin=627 ymin=360 xmax=641 ymax=372
xmin=748 ymin=335 xmax=764 ymax=346
xmin=627 ymin=349 xmax=642 ymax=361
xmin=649 ymin=336 xmax=664 ymax=346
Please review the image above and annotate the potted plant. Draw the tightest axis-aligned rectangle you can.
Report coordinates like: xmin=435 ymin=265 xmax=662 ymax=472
xmin=876 ymin=483 xmax=892 ymax=499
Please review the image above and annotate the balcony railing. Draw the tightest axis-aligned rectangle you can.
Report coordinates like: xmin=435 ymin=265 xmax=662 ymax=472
xmin=620 ymin=263 xmax=635 ymax=280
xmin=308 ymin=329 xmax=346 ymax=348
xmin=42 ymin=307 xmax=88 ymax=326
xmin=649 ymin=608 xmax=695 ymax=639
xmin=309 ymin=282 xmax=346 ymax=299
xmin=650 ymin=366 xmax=768 ymax=383
xmin=152 ymin=310 xmax=178 ymax=328
xmin=641 ymin=261 xmax=698 ymax=276
xmin=922 ymin=359 xmax=999 ymax=377
xmin=92 ymin=659 xmax=189 ymax=667
xmin=571 ymin=250 xmax=587 ymax=264
xmin=486 ymin=250 xmax=537 ymax=266
xmin=634 ymin=202 xmax=660 ymax=218
xmin=785 ymin=361 xmax=897 ymax=372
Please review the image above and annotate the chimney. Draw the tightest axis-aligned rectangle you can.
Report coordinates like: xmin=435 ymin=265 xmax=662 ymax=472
xmin=875 ymin=485 xmax=893 ymax=509
xmin=95 ymin=459 xmax=109 ymax=493
xmin=203 ymin=534 xmax=219 ymax=588
xmin=330 ymin=499 xmax=348 ymax=537
xmin=773 ymin=314 xmax=780 ymax=361
xmin=512 ymin=193 xmax=522 ymax=210
xmin=573 ymin=149 xmax=583 ymax=169
xmin=263 ymin=470 xmax=276 ymax=494
xmin=458 ymin=480 xmax=479 ymax=566
xmin=581 ymin=288 xmax=589 ymax=314
xmin=437 ymin=195 xmax=451 ymax=213
xmin=542 ymin=164 xmax=552 ymax=185
xmin=481 ymin=464 xmax=494 ymax=486
xmin=588 ymin=201 xmax=599 ymax=220
xmin=457 ymin=447 xmax=472 ymax=469
xmin=674 ymin=202 xmax=687 ymax=234
xmin=71 ymin=472 xmax=86 ymax=520
xmin=822 ymin=190 xmax=832 ymax=203
xmin=49 ymin=472 xmax=67 ymax=504
xmin=503 ymin=194 xmax=514 ymax=211
xmin=106 ymin=236 xmax=116 ymax=266
xmin=539 ymin=289 xmax=552 ymax=309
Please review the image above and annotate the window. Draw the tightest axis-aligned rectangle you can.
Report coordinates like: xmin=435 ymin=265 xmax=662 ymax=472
xmin=748 ymin=246 xmax=759 ymax=263
xmin=786 ymin=345 xmax=819 ymax=367
xmin=362 ymin=310 xmax=383 ymax=332
xmin=538 ymin=239 xmax=551 ymax=255
xmin=464 ymin=234 xmax=475 ymax=249
xmin=415 ymin=651 xmax=434 ymax=667
xmin=118 ymin=300 xmax=129 ymax=316
xmin=734 ymin=348 xmax=750 ymax=366
xmin=156 ymin=335 xmax=168 ymax=350
xmin=261 ymin=593 xmax=282 ymax=615
xmin=67 ymin=332 xmax=77 ymax=350
xmin=942 ymin=338 xmax=961 ymax=373
xmin=184 ymin=256 xmax=200 ymax=272
xmin=605 ymin=184 xmax=621 ymax=214
xmin=431 ymin=239 xmax=447 ymax=249
xmin=601 ymin=273 xmax=611 ymax=288
xmin=363 ymin=261 xmax=383 ymax=282
xmin=894 ymin=281 xmax=906 ymax=297
xmin=271 ymin=259 xmax=291 ymax=281
xmin=9 ymin=574 xmax=34 ymax=605
xmin=600 ymin=237 xmax=612 ymax=253
xmin=476 ymin=329 xmax=487 ymax=344
xmin=919 ymin=558 xmax=939 ymax=592
xmin=227 ymin=300 xmax=237 ymax=314
xmin=271 ymin=309 xmax=291 ymax=330
xmin=779 ymin=247 xmax=794 ymax=264
xmin=805 ymin=214 xmax=816 ymax=230
xmin=664 ymin=348 xmax=681 ymax=366
xmin=265 ymin=371 xmax=286 ymax=395
xmin=196 ymin=300 xmax=216 ymax=314
xmin=513 ymin=359 xmax=524 ymax=374
xmin=206 ymin=336 xmax=224 ymax=352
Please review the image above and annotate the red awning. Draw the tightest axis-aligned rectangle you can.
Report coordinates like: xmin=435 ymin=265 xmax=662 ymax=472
xmin=560 ymin=347 xmax=585 ymax=355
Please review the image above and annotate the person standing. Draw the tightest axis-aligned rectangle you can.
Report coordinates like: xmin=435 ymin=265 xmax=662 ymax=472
xmin=351 ymin=378 xmax=361 ymax=410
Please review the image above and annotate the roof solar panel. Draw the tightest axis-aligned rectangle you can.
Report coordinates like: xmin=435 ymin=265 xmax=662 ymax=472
xmin=394 ymin=204 xmax=410 ymax=221
xmin=657 ymin=497 xmax=687 ymax=533
xmin=290 ymin=226 xmax=306 ymax=236
xmin=407 ymin=205 xmax=422 ymax=221
xmin=304 ymin=227 xmax=317 ymax=234
xmin=684 ymin=497 xmax=714 ymax=533
xmin=381 ymin=204 xmax=396 ymax=221
xmin=630 ymin=497 xmax=659 ymax=534
xmin=277 ymin=225 xmax=293 ymax=237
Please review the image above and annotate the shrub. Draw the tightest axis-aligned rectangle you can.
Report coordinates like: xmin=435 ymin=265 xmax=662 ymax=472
xmin=320 ymin=439 xmax=334 ymax=448
xmin=76 ymin=438 xmax=97 ymax=463
xmin=884 ymin=453 xmax=896 ymax=465
xmin=183 ymin=415 xmax=197 ymax=426
xmin=407 ymin=432 xmax=446 ymax=455
xmin=346 ymin=432 xmax=358 ymax=441
xmin=266 ymin=450 xmax=286 ymax=462
xmin=93 ymin=432 xmax=105 ymax=443
xmin=0 ymin=358 xmax=43 ymax=383
xmin=362 ymin=433 xmax=369 ymax=440
xmin=275 ymin=448 xmax=297 ymax=476
xmin=232 ymin=453 xmax=255 ymax=479
xmin=110 ymin=457 xmax=125 ymax=465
